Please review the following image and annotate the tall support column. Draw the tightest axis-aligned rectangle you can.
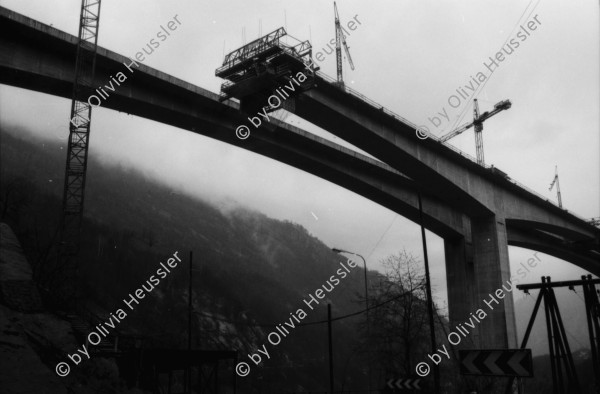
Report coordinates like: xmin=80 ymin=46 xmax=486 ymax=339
xmin=445 ymin=216 xmax=518 ymax=346
xmin=470 ymin=216 xmax=517 ymax=349
xmin=445 ymin=215 xmax=479 ymax=346
xmin=445 ymin=215 xmax=518 ymax=393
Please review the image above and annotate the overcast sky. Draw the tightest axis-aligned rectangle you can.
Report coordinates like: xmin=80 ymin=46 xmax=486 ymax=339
xmin=0 ymin=0 xmax=598 ymax=314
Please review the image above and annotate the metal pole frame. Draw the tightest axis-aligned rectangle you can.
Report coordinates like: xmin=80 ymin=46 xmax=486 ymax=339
xmin=506 ymin=276 xmax=589 ymax=394
xmin=547 ymin=282 xmax=579 ymax=390
xmin=582 ymin=275 xmax=600 ymax=394
xmin=504 ymin=288 xmax=545 ymax=394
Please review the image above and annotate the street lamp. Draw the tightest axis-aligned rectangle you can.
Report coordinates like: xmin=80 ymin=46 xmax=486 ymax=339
xmin=332 ymin=247 xmax=370 ymax=391
xmin=332 ymin=248 xmax=368 ymax=310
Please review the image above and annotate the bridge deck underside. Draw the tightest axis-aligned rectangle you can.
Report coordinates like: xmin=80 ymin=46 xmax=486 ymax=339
xmin=0 ymin=7 xmax=598 ymax=276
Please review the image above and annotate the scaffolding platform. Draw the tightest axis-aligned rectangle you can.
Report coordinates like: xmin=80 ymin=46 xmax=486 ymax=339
xmin=216 ymin=27 xmax=316 ymax=108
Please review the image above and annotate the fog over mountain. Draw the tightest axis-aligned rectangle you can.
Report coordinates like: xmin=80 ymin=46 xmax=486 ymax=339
xmin=1 ymin=0 xmax=597 ymax=317
xmin=0 ymin=1 xmax=598 ymax=391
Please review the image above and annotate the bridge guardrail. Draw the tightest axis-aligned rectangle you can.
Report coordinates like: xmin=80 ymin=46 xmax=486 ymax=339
xmin=314 ymin=71 xmax=486 ymax=163
xmin=312 ymin=71 xmax=593 ymax=220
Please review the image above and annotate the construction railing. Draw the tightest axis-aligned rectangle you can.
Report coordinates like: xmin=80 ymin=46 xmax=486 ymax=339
xmin=314 ymin=70 xmax=589 ymax=219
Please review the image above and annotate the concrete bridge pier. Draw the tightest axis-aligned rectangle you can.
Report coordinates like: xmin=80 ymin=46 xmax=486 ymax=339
xmin=444 ymin=215 xmax=519 ymax=388
xmin=471 ymin=216 xmax=518 ymax=348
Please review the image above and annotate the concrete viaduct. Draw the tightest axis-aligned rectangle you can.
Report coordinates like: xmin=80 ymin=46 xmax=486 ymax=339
xmin=1 ymin=6 xmax=598 ymax=356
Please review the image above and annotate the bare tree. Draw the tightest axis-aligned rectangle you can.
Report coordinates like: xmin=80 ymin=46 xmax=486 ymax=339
xmin=362 ymin=250 xmax=432 ymax=377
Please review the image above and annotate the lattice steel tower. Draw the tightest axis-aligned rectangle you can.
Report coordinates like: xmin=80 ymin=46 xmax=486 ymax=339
xmin=60 ymin=0 xmax=102 ymax=255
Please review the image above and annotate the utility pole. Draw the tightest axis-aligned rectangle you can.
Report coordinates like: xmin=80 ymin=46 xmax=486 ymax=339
xmin=417 ymin=193 xmax=440 ymax=394
xmin=188 ymin=251 xmax=192 ymax=394
xmin=328 ymin=303 xmax=334 ymax=394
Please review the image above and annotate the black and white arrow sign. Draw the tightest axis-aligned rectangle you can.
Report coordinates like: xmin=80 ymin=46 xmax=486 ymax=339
xmin=459 ymin=349 xmax=533 ymax=377
xmin=386 ymin=377 xmax=422 ymax=390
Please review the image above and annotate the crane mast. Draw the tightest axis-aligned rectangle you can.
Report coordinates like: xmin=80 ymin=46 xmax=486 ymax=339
xmin=54 ymin=0 xmax=101 ymax=304
xmin=549 ymin=166 xmax=563 ymax=208
xmin=342 ymin=34 xmax=355 ymax=71
xmin=334 ymin=2 xmax=343 ymax=84
xmin=473 ymin=99 xmax=485 ymax=164
xmin=61 ymin=0 xmax=102 ymax=255
xmin=439 ymin=98 xmax=511 ymax=165
xmin=334 ymin=2 xmax=354 ymax=86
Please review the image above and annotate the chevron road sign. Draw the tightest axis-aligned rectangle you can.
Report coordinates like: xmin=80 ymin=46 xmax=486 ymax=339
xmin=386 ymin=377 xmax=422 ymax=390
xmin=459 ymin=349 xmax=533 ymax=377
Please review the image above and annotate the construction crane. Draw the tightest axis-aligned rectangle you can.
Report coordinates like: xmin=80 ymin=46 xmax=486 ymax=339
xmin=439 ymin=98 xmax=511 ymax=165
xmin=60 ymin=0 xmax=102 ymax=257
xmin=53 ymin=0 xmax=102 ymax=304
xmin=334 ymin=1 xmax=354 ymax=86
xmin=549 ymin=166 xmax=563 ymax=208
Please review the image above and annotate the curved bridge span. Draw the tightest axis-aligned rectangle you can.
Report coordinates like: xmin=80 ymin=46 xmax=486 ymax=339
xmin=1 ymin=6 xmax=598 ymax=356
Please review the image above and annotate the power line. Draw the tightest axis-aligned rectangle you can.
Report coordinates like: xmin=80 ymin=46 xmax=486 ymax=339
xmin=448 ymin=0 xmax=537 ymax=131
xmin=447 ymin=0 xmax=541 ymax=133
xmin=366 ymin=215 xmax=398 ymax=261
xmin=194 ymin=284 xmax=424 ymax=329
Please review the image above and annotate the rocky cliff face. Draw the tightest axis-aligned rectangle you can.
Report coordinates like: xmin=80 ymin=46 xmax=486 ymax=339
xmin=0 ymin=223 xmax=43 ymax=312
xmin=0 ymin=221 xmax=149 ymax=393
